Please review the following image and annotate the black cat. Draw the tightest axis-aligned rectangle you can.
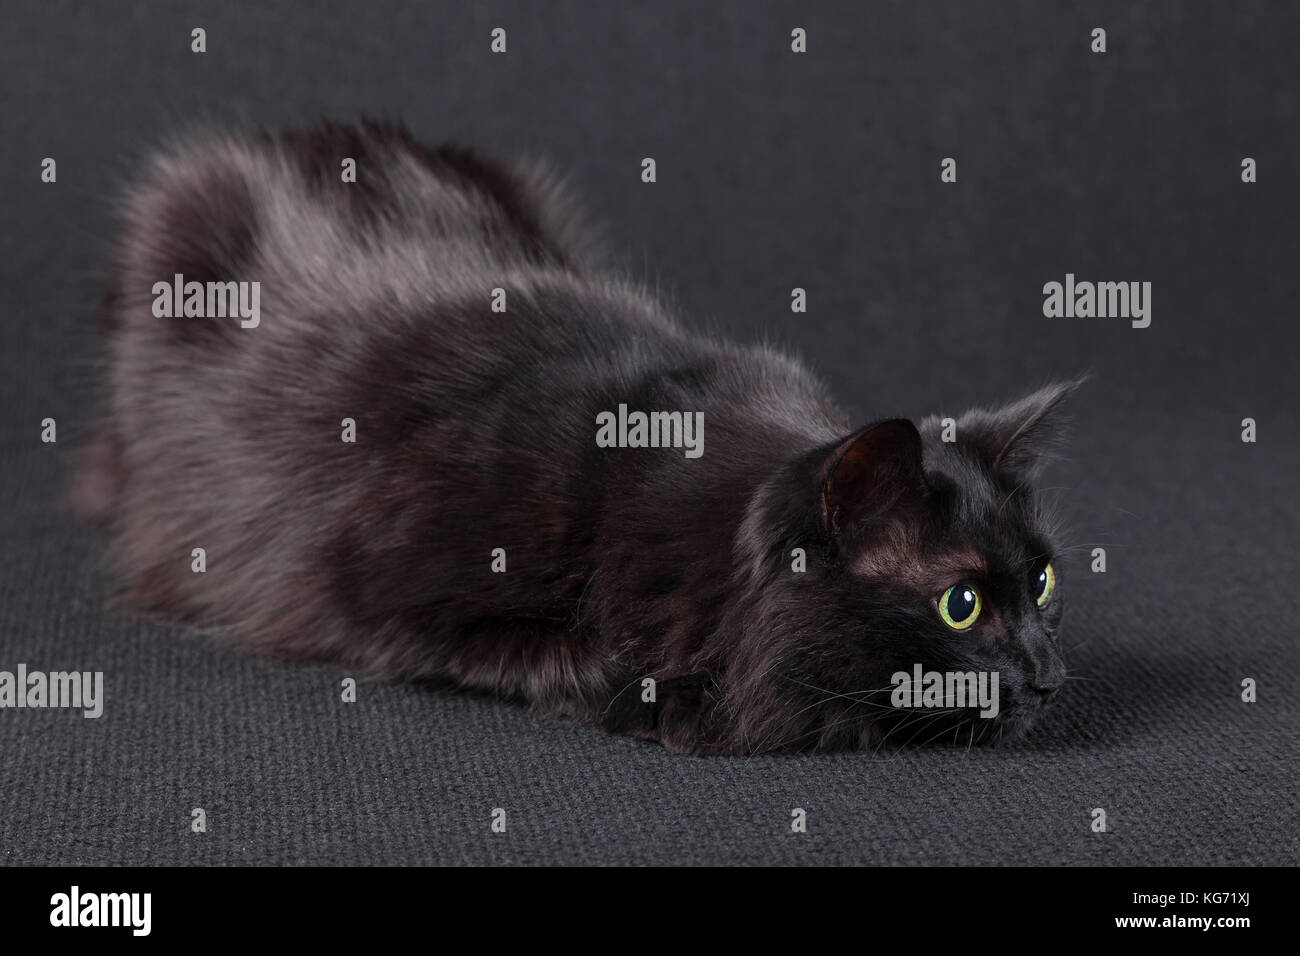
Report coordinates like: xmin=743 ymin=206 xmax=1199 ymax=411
xmin=78 ymin=119 xmax=1082 ymax=755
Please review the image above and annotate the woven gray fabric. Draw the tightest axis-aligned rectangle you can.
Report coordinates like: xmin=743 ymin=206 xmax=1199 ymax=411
xmin=1 ymin=0 xmax=1296 ymax=865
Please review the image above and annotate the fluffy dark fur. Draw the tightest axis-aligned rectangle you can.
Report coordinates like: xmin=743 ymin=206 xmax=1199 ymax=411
xmin=79 ymin=119 xmax=1082 ymax=755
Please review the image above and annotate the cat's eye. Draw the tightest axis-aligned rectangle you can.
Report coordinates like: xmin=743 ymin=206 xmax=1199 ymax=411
xmin=1034 ymin=562 xmax=1056 ymax=608
xmin=938 ymin=583 xmax=982 ymax=630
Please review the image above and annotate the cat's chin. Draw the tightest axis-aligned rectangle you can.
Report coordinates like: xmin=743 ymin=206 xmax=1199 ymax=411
xmin=987 ymin=699 xmax=1057 ymax=745
xmin=855 ymin=699 xmax=1056 ymax=754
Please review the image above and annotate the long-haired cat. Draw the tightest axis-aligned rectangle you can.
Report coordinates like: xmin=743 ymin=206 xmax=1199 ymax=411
xmin=78 ymin=120 xmax=1082 ymax=755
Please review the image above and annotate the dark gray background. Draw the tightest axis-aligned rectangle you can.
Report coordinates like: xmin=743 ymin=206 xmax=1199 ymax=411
xmin=1 ymin=0 xmax=1296 ymax=865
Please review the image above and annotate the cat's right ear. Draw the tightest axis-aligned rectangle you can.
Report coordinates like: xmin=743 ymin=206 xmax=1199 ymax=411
xmin=820 ymin=419 xmax=927 ymax=534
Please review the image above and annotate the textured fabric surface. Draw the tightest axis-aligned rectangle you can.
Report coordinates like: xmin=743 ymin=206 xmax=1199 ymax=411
xmin=1 ymin=0 xmax=1297 ymax=865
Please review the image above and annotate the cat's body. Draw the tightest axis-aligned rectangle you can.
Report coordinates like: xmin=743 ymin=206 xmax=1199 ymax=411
xmin=80 ymin=120 xmax=1078 ymax=755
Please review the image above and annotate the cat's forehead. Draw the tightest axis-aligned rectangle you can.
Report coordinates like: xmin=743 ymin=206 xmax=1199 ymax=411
xmin=849 ymin=496 xmax=1044 ymax=594
xmin=841 ymin=422 xmax=1056 ymax=592
xmin=924 ymin=438 xmax=1038 ymax=522
xmin=932 ymin=454 xmax=1050 ymax=557
xmin=850 ymin=523 xmax=987 ymax=591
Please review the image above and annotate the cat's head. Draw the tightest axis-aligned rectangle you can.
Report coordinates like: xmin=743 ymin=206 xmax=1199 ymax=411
xmin=726 ymin=378 xmax=1085 ymax=753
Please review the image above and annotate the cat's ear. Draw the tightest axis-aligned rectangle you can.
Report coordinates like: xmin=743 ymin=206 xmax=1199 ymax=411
xmin=953 ymin=377 xmax=1087 ymax=478
xmin=820 ymin=419 xmax=927 ymax=534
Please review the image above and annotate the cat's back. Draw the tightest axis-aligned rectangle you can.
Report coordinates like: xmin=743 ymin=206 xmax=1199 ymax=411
xmin=97 ymin=119 xmax=644 ymax=464
xmin=106 ymin=119 xmax=598 ymax=345
xmin=85 ymin=120 xmax=693 ymax=527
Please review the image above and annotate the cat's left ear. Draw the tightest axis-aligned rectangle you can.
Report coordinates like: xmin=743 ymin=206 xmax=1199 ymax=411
xmin=819 ymin=419 xmax=928 ymax=534
xmin=948 ymin=376 xmax=1089 ymax=478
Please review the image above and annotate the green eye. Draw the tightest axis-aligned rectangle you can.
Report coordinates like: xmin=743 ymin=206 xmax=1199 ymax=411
xmin=1035 ymin=562 xmax=1056 ymax=608
xmin=938 ymin=583 xmax=982 ymax=630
